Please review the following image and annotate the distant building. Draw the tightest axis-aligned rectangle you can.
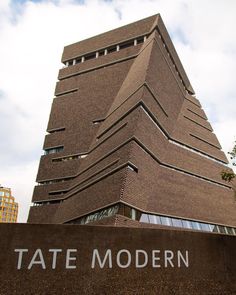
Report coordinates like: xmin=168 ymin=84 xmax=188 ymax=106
xmin=0 ymin=186 xmax=18 ymax=223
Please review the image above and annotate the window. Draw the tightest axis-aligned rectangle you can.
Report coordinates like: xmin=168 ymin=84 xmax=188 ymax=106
xmin=199 ymin=223 xmax=211 ymax=232
xmin=218 ymin=226 xmax=227 ymax=234
xmin=140 ymin=214 xmax=149 ymax=223
xmin=137 ymin=36 xmax=144 ymax=44
xmin=84 ymin=53 xmax=96 ymax=61
xmin=226 ymin=227 xmax=235 ymax=235
xmin=160 ymin=216 xmax=172 ymax=226
xmin=209 ymin=224 xmax=219 ymax=233
xmin=107 ymin=46 xmax=116 ymax=54
xmin=99 ymin=50 xmax=105 ymax=56
xmin=171 ymin=218 xmax=183 ymax=228
xmin=182 ymin=220 xmax=192 ymax=229
xmin=52 ymin=155 xmax=80 ymax=162
xmin=191 ymin=221 xmax=201 ymax=230
xmin=77 ymin=205 xmax=119 ymax=225
xmin=75 ymin=58 xmax=81 ymax=64
xmin=149 ymin=214 xmax=161 ymax=225
xmin=119 ymin=40 xmax=134 ymax=50
xmin=44 ymin=146 xmax=63 ymax=155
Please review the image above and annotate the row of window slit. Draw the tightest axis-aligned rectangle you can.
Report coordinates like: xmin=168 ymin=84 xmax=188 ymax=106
xmin=63 ymin=29 xmax=189 ymax=93
xmin=64 ymin=35 xmax=147 ymax=67
xmin=157 ymin=30 xmax=186 ymax=91
xmin=37 ymin=163 xmax=135 ymax=188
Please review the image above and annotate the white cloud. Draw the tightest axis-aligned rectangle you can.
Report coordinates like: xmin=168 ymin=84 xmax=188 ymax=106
xmin=0 ymin=0 xmax=235 ymax=222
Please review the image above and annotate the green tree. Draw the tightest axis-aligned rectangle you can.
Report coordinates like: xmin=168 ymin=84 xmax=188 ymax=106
xmin=221 ymin=141 xmax=236 ymax=182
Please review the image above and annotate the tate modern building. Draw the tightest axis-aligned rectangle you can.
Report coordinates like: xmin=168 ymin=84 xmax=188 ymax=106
xmin=1 ymin=14 xmax=234 ymax=295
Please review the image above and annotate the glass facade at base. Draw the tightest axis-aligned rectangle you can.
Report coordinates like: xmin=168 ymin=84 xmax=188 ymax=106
xmin=67 ymin=203 xmax=236 ymax=236
xmin=70 ymin=205 xmax=119 ymax=225
xmin=139 ymin=213 xmax=236 ymax=235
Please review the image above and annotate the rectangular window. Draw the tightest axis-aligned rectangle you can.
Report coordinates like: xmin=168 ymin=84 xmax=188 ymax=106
xmin=226 ymin=227 xmax=235 ymax=235
xmin=44 ymin=146 xmax=64 ymax=155
xmin=107 ymin=46 xmax=116 ymax=54
xmin=199 ymin=223 xmax=211 ymax=232
xmin=218 ymin=225 xmax=227 ymax=234
xmin=99 ymin=50 xmax=105 ymax=56
xmin=140 ymin=213 xmax=149 ymax=223
xmin=191 ymin=221 xmax=201 ymax=230
xmin=84 ymin=53 xmax=96 ymax=61
xmin=75 ymin=58 xmax=81 ymax=64
xmin=171 ymin=218 xmax=183 ymax=228
xmin=160 ymin=216 xmax=172 ymax=226
xmin=209 ymin=225 xmax=219 ymax=233
xmin=137 ymin=37 xmax=144 ymax=44
xmin=149 ymin=214 xmax=161 ymax=225
xmin=182 ymin=220 xmax=192 ymax=229
xmin=119 ymin=40 xmax=134 ymax=50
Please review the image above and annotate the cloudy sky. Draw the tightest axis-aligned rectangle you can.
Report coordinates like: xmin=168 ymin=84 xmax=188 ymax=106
xmin=0 ymin=0 xmax=235 ymax=222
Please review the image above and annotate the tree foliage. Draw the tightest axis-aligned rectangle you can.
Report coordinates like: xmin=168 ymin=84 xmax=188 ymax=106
xmin=221 ymin=141 xmax=236 ymax=182
xmin=228 ymin=141 xmax=236 ymax=166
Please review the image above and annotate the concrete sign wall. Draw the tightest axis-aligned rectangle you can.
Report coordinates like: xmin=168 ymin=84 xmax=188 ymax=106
xmin=0 ymin=224 xmax=235 ymax=294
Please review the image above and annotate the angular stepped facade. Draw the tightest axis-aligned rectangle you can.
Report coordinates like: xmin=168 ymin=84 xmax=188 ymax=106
xmin=28 ymin=15 xmax=236 ymax=235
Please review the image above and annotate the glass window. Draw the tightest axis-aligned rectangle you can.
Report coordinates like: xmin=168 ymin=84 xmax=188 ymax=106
xmin=209 ymin=224 xmax=219 ymax=233
xmin=155 ymin=215 xmax=162 ymax=225
xmin=140 ymin=214 xmax=149 ymax=223
xmin=99 ymin=51 xmax=105 ymax=56
xmin=218 ymin=226 xmax=227 ymax=234
xmin=199 ymin=223 xmax=211 ymax=232
xmin=107 ymin=205 xmax=119 ymax=217
xmin=45 ymin=146 xmax=63 ymax=155
xmin=148 ymin=214 xmax=156 ymax=224
xmin=137 ymin=37 xmax=144 ymax=44
xmin=160 ymin=216 xmax=172 ymax=226
xmin=0 ymin=192 xmax=4 ymax=196
xmin=80 ymin=205 xmax=119 ymax=225
xmin=191 ymin=221 xmax=201 ymax=230
xmin=171 ymin=218 xmax=183 ymax=228
xmin=182 ymin=220 xmax=192 ymax=229
xmin=226 ymin=227 xmax=234 ymax=235
xmin=119 ymin=40 xmax=134 ymax=50
xmin=84 ymin=53 xmax=96 ymax=61
xmin=107 ymin=46 xmax=116 ymax=54
xmin=149 ymin=215 xmax=161 ymax=225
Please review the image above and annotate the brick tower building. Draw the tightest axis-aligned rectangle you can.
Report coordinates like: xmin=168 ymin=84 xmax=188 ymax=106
xmin=28 ymin=14 xmax=236 ymax=236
